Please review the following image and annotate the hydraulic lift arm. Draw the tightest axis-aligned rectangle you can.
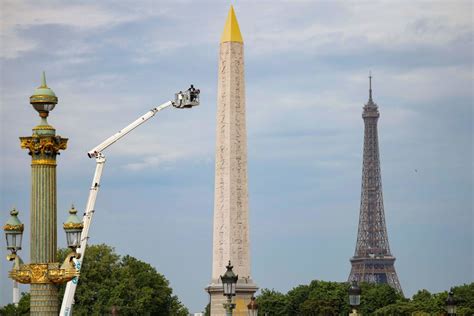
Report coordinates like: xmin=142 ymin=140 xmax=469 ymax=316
xmin=60 ymin=86 xmax=200 ymax=315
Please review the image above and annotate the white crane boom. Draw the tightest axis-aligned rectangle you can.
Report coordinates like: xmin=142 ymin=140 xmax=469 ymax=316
xmin=87 ymin=101 xmax=172 ymax=158
xmin=60 ymin=154 xmax=105 ymax=316
xmin=60 ymin=86 xmax=200 ymax=315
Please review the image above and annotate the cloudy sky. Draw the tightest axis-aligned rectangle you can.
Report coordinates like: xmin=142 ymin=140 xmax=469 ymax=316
xmin=0 ymin=0 xmax=472 ymax=312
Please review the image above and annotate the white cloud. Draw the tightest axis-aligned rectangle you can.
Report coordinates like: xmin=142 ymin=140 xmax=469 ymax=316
xmin=0 ymin=0 xmax=163 ymax=59
xmin=131 ymin=40 xmax=188 ymax=64
xmin=123 ymin=147 xmax=193 ymax=171
xmin=241 ymin=1 xmax=472 ymax=56
xmin=0 ymin=28 xmax=37 ymax=59
xmin=2 ymin=1 xmax=136 ymax=30
xmin=386 ymin=65 xmax=472 ymax=102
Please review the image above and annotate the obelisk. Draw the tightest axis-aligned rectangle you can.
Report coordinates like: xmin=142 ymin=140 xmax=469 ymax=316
xmin=206 ymin=6 xmax=258 ymax=315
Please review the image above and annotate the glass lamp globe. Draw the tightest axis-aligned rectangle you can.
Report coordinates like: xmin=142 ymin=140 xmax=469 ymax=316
xmin=446 ymin=290 xmax=457 ymax=314
xmin=3 ymin=208 xmax=24 ymax=253
xmin=348 ymin=280 xmax=361 ymax=307
xmin=63 ymin=205 xmax=83 ymax=250
xmin=221 ymin=261 xmax=238 ymax=297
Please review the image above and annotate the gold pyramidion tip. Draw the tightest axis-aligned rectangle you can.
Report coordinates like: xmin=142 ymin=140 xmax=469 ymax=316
xmin=221 ymin=5 xmax=243 ymax=43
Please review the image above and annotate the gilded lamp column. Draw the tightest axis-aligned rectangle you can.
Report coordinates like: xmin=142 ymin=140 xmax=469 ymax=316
xmin=20 ymin=72 xmax=68 ymax=314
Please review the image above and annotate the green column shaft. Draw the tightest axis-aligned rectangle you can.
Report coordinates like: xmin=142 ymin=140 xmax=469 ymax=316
xmin=30 ymin=163 xmax=59 ymax=314
xmin=31 ymin=164 xmax=57 ymax=262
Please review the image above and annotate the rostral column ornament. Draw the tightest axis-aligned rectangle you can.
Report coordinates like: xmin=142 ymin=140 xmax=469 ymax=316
xmin=16 ymin=72 xmax=71 ymax=315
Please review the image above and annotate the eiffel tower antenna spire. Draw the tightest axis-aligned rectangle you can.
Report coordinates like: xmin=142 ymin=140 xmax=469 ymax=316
xmin=369 ymin=71 xmax=373 ymax=101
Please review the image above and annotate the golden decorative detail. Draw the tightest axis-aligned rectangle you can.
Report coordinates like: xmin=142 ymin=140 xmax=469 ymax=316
xmin=31 ymin=159 xmax=56 ymax=166
xmin=30 ymin=94 xmax=58 ymax=104
xmin=3 ymin=223 xmax=24 ymax=231
xmin=32 ymin=125 xmax=55 ymax=131
xmin=30 ymin=264 xmax=49 ymax=283
xmin=9 ymin=261 xmax=79 ymax=285
xmin=49 ymin=262 xmax=79 ymax=284
xmin=8 ymin=252 xmax=80 ymax=284
xmin=20 ymin=135 xmax=68 ymax=156
xmin=63 ymin=222 xmax=83 ymax=229
xmin=9 ymin=268 xmax=32 ymax=284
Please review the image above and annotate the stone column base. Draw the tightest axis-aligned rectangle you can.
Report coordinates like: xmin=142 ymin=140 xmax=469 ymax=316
xmin=206 ymin=282 xmax=258 ymax=316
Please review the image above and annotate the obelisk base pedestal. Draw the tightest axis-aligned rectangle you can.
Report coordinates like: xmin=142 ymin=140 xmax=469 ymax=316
xmin=206 ymin=282 xmax=258 ymax=316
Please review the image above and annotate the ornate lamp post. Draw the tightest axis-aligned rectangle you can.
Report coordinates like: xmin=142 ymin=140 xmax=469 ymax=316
xmin=3 ymin=208 xmax=24 ymax=306
xmin=3 ymin=72 xmax=80 ymax=315
xmin=446 ymin=290 xmax=457 ymax=316
xmin=3 ymin=205 xmax=83 ymax=312
xmin=62 ymin=205 xmax=84 ymax=269
xmin=63 ymin=205 xmax=83 ymax=252
xmin=4 ymin=208 xmax=24 ymax=259
xmin=348 ymin=280 xmax=361 ymax=316
xmin=4 ymin=206 xmax=82 ymax=284
xmin=221 ymin=261 xmax=238 ymax=316
xmin=247 ymin=295 xmax=258 ymax=316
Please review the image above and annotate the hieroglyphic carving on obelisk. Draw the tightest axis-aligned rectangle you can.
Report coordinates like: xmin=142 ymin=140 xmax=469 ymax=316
xmin=206 ymin=6 xmax=258 ymax=315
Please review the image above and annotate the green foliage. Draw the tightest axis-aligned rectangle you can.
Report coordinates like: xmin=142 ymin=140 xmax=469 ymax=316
xmin=0 ymin=293 xmax=30 ymax=316
xmin=303 ymin=280 xmax=351 ymax=315
xmin=359 ymin=283 xmax=403 ymax=315
xmin=257 ymin=289 xmax=289 ymax=315
xmin=452 ymin=283 xmax=474 ymax=316
xmin=457 ymin=306 xmax=474 ymax=316
xmin=391 ymin=289 xmax=445 ymax=315
xmin=372 ymin=285 xmax=474 ymax=316
xmin=256 ymin=281 xmax=474 ymax=316
xmin=258 ymin=281 xmax=400 ymax=315
xmin=373 ymin=301 xmax=417 ymax=316
xmin=412 ymin=289 xmax=432 ymax=302
xmin=56 ymin=244 xmax=188 ymax=316
xmin=286 ymin=285 xmax=310 ymax=314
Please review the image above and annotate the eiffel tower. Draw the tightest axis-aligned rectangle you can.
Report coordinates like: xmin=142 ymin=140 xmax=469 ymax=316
xmin=348 ymin=75 xmax=403 ymax=294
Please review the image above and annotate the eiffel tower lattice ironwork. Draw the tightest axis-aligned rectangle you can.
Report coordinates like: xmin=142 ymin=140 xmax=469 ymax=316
xmin=348 ymin=75 xmax=403 ymax=294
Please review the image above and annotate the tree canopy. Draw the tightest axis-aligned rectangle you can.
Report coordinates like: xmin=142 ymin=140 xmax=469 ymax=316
xmin=0 ymin=244 xmax=189 ymax=315
xmin=0 ymin=293 xmax=30 ymax=316
xmin=255 ymin=280 xmax=401 ymax=315
xmin=56 ymin=244 xmax=189 ymax=315
xmin=256 ymin=281 xmax=474 ymax=316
